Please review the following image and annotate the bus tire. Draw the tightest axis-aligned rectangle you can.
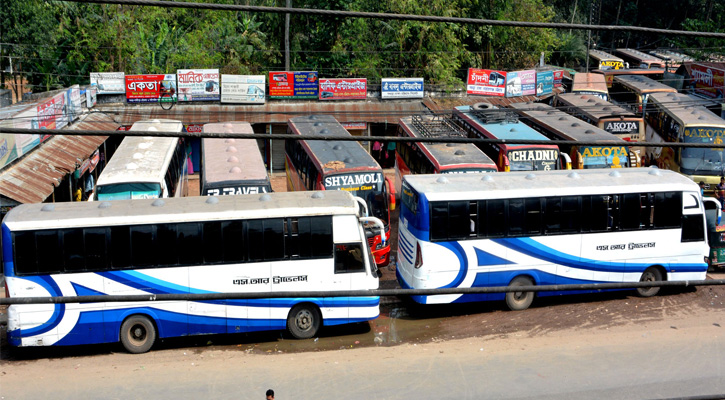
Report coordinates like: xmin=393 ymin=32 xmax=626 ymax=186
xmin=120 ymin=315 xmax=157 ymax=354
xmin=506 ymin=276 xmax=535 ymax=311
xmin=636 ymin=267 xmax=663 ymax=297
xmin=287 ymin=304 xmax=321 ymax=339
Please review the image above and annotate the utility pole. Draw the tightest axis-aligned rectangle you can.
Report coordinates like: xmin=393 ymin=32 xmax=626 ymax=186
xmin=285 ymin=0 xmax=291 ymax=71
xmin=585 ymin=0 xmax=593 ymax=71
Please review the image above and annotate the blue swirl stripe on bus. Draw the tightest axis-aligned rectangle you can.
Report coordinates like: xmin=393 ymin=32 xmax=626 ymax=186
xmin=439 ymin=242 xmax=468 ymax=288
xmin=71 ymin=282 xmax=108 ymax=297
xmin=18 ymin=275 xmax=66 ymax=337
xmin=474 ymin=247 xmax=515 ymax=267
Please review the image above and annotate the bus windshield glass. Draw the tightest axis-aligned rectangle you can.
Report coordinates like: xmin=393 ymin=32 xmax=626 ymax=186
xmin=682 ymin=127 xmax=725 ymax=175
xmin=95 ymin=183 xmax=162 ymax=200
xmin=507 ymin=149 xmax=559 ymax=171
xmin=580 ymin=146 xmax=629 ymax=169
xmin=441 ymin=168 xmax=497 ymax=174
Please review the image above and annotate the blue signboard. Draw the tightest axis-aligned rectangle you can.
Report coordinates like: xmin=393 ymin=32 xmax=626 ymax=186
xmin=381 ymin=78 xmax=424 ymax=99
xmin=293 ymin=71 xmax=319 ymax=98
xmin=536 ymin=71 xmax=554 ymax=96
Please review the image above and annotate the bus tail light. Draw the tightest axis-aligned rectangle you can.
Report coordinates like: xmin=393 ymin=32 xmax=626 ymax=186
xmin=385 ymin=177 xmax=396 ymax=211
xmin=414 ymin=242 xmax=423 ymax=269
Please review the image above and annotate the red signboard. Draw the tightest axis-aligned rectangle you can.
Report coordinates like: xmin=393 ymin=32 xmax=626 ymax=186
xmin=184 ymin=124 xmax=203 ymax=134
xmin=318 ymin=78 xmax=367 ymax=100
xmin=691 ymin=63 xmax=725 ymax=99
xmin=553 ymin=70 xmax=564 ymax=88
xmin=466 ymin=68 xmax=507 ymax=96
xmin=125 ymin=74 xmax=176 ymax=103
xmin=341 ymin=122 xmax=367 ymax=130
xmin=268 ymin=72 xmax=295 ymax=98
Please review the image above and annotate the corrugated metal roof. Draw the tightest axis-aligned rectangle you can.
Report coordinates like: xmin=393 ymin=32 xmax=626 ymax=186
xmin=423 ymin=91 xmax=561 ymax=111
xmin=0 ymin=112 xmax=116 ymax=204
xmin=111 ymin=100 xmax=427 ymax=126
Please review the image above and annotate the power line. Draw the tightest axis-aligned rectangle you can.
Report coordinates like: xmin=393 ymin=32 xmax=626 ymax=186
xmin=66 ymin=0 xmax=725 ymax=39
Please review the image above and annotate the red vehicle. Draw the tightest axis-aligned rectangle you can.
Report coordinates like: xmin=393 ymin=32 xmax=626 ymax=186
xmin=285 ymin=115 xmax=396 ymax=266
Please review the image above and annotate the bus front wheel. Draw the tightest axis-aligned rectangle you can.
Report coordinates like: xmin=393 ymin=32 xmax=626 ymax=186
xmin=636 ymin=267 xmax=663 ymax=297
xmin=506 ymin=276 xmax=535 ymax=311
xmin=287 ymin=304 xmax=321 ymax=339
xmin=120 ymin=315 xmax=157 ymax=354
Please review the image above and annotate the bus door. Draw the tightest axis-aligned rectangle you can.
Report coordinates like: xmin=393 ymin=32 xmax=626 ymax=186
xmin=328 ymin=215 xmax=369 ymax=322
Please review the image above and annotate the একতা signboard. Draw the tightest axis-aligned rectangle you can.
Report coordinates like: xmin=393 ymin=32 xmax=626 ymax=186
xmin=318 ymin=78 xmax=367 ymax=100
xmin=177 ymin=69 xmax=220 ymax=102
xmin=536 ymin=71 xmax=554 ymax=96
xmin=381 ymin=78 xmax=424 ymax=99
xmin=268 ymin=71 xmax=319 ymax=99
xmin=125 ymin=74 xmax=177 ymax=103
xmin=90 ymin=72 xmax=126 ymax=94
xmin=691 ymin=63 xmax=725 ymax=99
xmin=221 ymin=75 xmax=266 ymax=104
xmin=467 ymin=68 xmax=507 ymax=97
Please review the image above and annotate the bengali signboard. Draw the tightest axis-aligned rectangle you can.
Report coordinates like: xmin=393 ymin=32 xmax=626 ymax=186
xmin=90 ymin=72 xmax=125 ymax=94
xmin=341 ymin=122 xmax=367 ymax=130
xmin=318 ymin=78 xmax=367 ymax=100
xmin=36 ymin=92 xmax=67 ymax=130
xmin=691 ymin=63 xmax=725 ymax=99
xmin=125 ymin=74 xmax=177 ymax=103
xmin=536 ymin=71 xmax=554 ymax=96
xmin=520 ymin=70 xmax=536 ymax=96
xmin=66 ymin=85 xmax=82 ymax=123
xmin=268 ymin=71 xmax=319 ymax=99
xmin=184 ymin=124 xmax=203 ymax=134
xmin=553 ymin=70 xmax=564 ymax=88
xmin=381 ymin=78 xmax=424 ymax=99
xmin=505 ymin=71 xmax=522 ymax=97
xmin=86 ymin=86 xmax=97 ymax=108
xmin=177 ymin=69 xmax=220 ymax=101
xmin=221 ymin=75 xmax=266 ymax=104
xmin=467 ymin=68 xmax=506 ymax=96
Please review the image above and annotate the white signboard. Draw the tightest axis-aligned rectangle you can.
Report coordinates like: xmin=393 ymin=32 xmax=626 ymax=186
xmin=381 ymin=78 xmax=424 ymax=99
xmin=86 ymin=86 xmax=97 ymax=108
xmin=221 ymin=75 xmax=266 ymax=104
xmin=177 ymin=69 xmax=220 ymax=101
xmin=89 ymin=72 xmax=125 ymax=94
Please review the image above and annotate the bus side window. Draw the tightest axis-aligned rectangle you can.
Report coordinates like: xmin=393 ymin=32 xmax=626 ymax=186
xmin=335 ymin=243 xmax=365 ymax=273
xmin=13 ymin=231 xmax=38 ymax=275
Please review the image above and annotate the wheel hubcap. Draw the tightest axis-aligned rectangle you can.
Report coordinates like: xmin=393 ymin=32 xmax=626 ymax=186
xmin=131 ymin=325 xmax=147 ymax=343
xmin=296 ymin=310 xmax=312 ymax=330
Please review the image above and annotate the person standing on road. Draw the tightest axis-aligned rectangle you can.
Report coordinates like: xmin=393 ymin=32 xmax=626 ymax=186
xmin=266 ymin=389 xmax=275 ymax=400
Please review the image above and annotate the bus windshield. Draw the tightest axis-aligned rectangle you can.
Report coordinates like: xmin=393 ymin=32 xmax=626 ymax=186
xmin=95 ymin=183 xmax=162 ymax=200
xmin=441 ymin=168 xmax=497 ymax=174
xmin=507 ymin=148 xmax=559 ymax=171
xmin=580 ymin=146 xmax=629 ymax=169
xmin=682 ymin=127 xmax=725 ymax=175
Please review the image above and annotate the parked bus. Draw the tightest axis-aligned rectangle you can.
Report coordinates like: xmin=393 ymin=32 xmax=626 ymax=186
xmin=649 ymin=50 xmax=694 ymax=70
xmin=570 ymin=73 xmax=610 ymax=101
xmin=452 ymin=104 xmax=570 ymax=172
xmin=592 ymin=68 xmax=666 ymax=89
xmin=2 ymin=191 xmax=383 ymax=353
xmin=201 ymin=122 xmax=272 ymax=196
xmin=285 ymin=115 xmax=395 ymax=267
xmin=395 ymin=114 xmax=498 ymax=193
xmin=609 ymin=75 xmax=678 ymax=117
xmin=616 ymin=48 xmax=667 ymax=69
xmin=509 ymin=102 xmax=639 ymax=169
xmin=589 ymin=49 xmax=627 ymax=70
xmin=93 ymin=119 xmax=187 ymax=201
xmin=553 ymin=93 xmax=645 ymax=143
xmin=396 ymin=169 xmax=708 ymax=310
xmin=644 ymin=91 xmax=725 ymax=193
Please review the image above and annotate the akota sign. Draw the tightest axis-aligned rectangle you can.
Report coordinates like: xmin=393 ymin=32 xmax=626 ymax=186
xmin=125 ymin=74 xmax=177 ymax=103
xmin=467 ymin=68 xmax=506 ymax=96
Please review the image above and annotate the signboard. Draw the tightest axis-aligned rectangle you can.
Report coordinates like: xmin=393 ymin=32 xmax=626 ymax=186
xmin=177 ymin=69 xmax=220 ymax=101
xmin=467 ymin=68 xmax=506 ymax=96
xmin=381 ymin=78 xmax=424 ymax=99
xmin=221 ymin=75 xmax=266 ymax=104
xmin=520 ymin=70 xmax=536 ymax=96
xmin=505 ymin=71 xmax=522 ymax=97
xmin=599 ymin=60 xmax=625 ymax=70
xmin=581 ymin=146 xmax=628 ymax=168
xmin=553 ymin=70 xmax=564 ymax=88
xmin=691 ymin=63 xmax=725 ymax=99
xmin=603 ymin=120 xmax=640 ymax=135
xmin=268 ymin=71 xmax=318 ymax=99
xmin=90 ymin=72 xmax=125 ymax=94
xmin=318 ymin=78 xmax=367 ymax=100
xmin=341 ymin=122 xmax=367 ymax=130
xmin=323 ymin=172 xmax=383 ymax=192
xmin=536 ymin=71 xmax=554 ymax=96
xmin=184 ymin=124 xmax=203 ymax=134
xmin=684 ymin=127 xmax=725 ymax=141
xmin=36 ymin=92 xmax=67 ymax=130
xmin=125 ymin=74 xmax=177 ymax=103
xmin=66 ymin=85 xmax=82 ymax=123
xmin=86 ymin=86 xmax=97 ymax=108
xmin=0 ymin=135 xmax=17 ymax=169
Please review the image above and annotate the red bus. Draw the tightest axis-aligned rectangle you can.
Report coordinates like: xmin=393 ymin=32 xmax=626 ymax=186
xmin=452 ymin=103 xmax=570 ymax=172
xmin=395 ymin=114 xmax=498 ymax=194
xmin=285 ymin=115 xmax=395 ymax=267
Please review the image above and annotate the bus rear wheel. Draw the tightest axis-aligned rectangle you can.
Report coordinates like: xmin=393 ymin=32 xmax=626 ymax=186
xmin=287 ymin=304 xmax=321 ymax=339
xmin=506 ymin=276 xmax=535 ymax=311
xmin=120 ymin=315 xmax=156 ymax=354
xmin=636 ymin=267 xmax=663 ymax=297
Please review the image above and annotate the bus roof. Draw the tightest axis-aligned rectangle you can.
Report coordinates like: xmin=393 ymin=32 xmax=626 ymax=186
xmin=648 ymin=92 xmax=725 ymax=127
xmin=288 ymin=115 xmax=381 ymax=173
xmin=612 ymin=75 xmax=678 ymax=94
xmin=4 ymin=190 xmax=358 ymax=231
xmin=616 ymin=48 xmax=666 ymax=65
xmin=556 ymin=93 xmax=637 ymax=121
xmin=404 ymin=168 xmax=695 ymax=201
xmin=454 ymin=106 xmax=553 ymax=141
xmin=588 ymin=49 xmax=624 ymax=62
xmin=399 ymin=115 xmax=497 ymax=168
xmin=96 ymin=119 xmax=183 ymax=186
xmin=649 ymin=50 xmax=694 ymax=63
xmin=201 ymin=122 xmax=269 ymax=190
xmin=509 ymin=102 xmax=628 ymax=142
xmin=571 ymin=73 xmax=608 ymax=93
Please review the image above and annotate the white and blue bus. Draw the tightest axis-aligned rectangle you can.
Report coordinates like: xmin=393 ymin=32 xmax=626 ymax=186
xmin=396 ymin=169 xmax=708 ymax=310
xmin=2 ymin=191 xmax=383 ymax=353
xmin=93 ymin=119 xmax=188 ymax=201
